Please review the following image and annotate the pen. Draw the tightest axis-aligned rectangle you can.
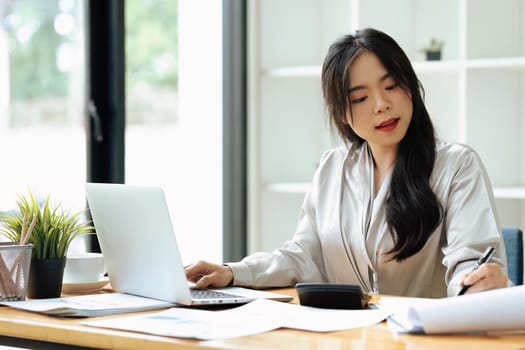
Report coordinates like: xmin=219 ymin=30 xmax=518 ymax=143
xmin=456 ymin=246 xmax=495 ymax=296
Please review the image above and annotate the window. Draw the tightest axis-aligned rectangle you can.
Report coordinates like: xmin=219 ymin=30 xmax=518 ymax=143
xmin=125 ymin=0 xmax=223 ymax=263
xmin=0 ymin=0 xmax=224 ymax=262
xmin=0 ymin=0 xmax=87 ymax=218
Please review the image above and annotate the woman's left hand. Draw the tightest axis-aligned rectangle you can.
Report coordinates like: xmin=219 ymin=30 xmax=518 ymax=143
xmin=458 ymin=262 xmax=508 ymax=294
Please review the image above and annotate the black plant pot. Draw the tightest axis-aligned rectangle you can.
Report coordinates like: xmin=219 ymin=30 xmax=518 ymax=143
xmin=27 ymin=257 xmax=66 ymax=299
xmin=425 ymin=50 xmax=442 ymax=61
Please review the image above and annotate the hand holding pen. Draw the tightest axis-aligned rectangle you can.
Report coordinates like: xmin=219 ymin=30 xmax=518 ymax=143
xmin=457 ymin=246 xmax=499 ymax=296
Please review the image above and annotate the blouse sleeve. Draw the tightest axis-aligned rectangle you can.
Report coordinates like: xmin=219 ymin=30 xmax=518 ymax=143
xmin=227 ymin=208 xmax=327 ymax=288
xmin=439 ymin=146 xmax=507 ymax=296
xmin=225 ymin=150 xmax=337 ymax=288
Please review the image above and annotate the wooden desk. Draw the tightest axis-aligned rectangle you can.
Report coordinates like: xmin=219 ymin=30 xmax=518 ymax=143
xmin=1 ymin=288 xmax=524 ymax=350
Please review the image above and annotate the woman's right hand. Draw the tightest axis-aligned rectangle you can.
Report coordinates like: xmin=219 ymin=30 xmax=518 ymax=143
xmin=184 ymin=260 xmax=234 ymax=289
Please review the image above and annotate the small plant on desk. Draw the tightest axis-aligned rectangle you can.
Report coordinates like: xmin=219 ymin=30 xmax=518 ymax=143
xmin=0 ymin=190 xmax=95 ymax=298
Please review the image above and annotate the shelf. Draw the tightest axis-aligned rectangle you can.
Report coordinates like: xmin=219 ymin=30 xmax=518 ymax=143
xmin=261 ymin=56 xmax=525 ymax=78
xmin=265 ymin=182 xmax=310 ymax=194
xmin=262 ymin=61 xmax=462 ymax=78
xmin=466 ymin=57 xmax=525 ymax=70
xmin=266 ymin=183 xmax=525 ymax=200
xmin=263 ymin=66 xmax=321 ymax=77
xmin=493 ymin=187 xmax=525 ymax=199
xmin=250 ymin=0 xmax=525 ymax=251
xmin=412 ymin=60 xmax=460 ymax=73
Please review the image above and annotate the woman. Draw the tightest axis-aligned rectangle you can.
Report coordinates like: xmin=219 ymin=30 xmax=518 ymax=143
xmin=185 ymin=28 xmax=508 ymax=297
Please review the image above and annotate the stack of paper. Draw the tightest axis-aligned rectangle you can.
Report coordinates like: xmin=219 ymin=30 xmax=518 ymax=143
xmin=1 ymin=293 xmax=174 ymax=317
xmin=382 ymin=285 xmax=525 ymax=334
xmin=84 ymin=299 xmax=391 ymax=340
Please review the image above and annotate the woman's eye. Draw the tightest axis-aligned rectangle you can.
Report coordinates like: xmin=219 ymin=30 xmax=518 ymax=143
xmin=351 ymin=96 xmax=367 ymax=104
xmin=385 ymin=83 xmax=399 ymax=91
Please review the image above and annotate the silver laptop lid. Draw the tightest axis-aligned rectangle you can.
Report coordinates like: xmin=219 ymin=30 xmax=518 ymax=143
xmin=85 ymin=183 xmax=192 ymax=304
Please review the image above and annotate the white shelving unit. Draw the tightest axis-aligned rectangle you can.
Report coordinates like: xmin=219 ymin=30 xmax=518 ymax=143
xmin=248 ymin=0 xmax=525 ymax=253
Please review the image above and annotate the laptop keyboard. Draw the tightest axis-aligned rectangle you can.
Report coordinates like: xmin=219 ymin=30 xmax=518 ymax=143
xmin=191 ymin=289 xmax=240 ymax=300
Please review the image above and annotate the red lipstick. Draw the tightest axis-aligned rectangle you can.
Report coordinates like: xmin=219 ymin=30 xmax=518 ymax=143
xmin=376 ymin=118 xmax=399 ymax=132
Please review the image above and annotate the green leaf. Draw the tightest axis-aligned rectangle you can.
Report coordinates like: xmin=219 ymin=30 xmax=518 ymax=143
xmin=0 ymin=189 xmax=94 ymax=259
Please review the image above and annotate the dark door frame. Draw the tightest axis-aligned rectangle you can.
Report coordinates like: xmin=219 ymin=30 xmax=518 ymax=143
xmin=85 ymin=0 xmax=125 ymax=251
xmin=85 ymin=0 xmax=247 ymax=260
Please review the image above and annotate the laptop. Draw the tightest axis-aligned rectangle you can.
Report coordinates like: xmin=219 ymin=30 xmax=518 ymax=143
xmin=85 ymin=182 xmax=292 ymax=306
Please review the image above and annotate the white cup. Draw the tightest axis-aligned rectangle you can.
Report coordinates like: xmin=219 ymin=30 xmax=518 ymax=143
xmin=63 ymin=252 xmax=106 ymax=283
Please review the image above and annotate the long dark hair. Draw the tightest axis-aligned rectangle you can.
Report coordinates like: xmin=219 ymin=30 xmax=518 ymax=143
xmin=321 ymin=28 xmax=442 ymax=261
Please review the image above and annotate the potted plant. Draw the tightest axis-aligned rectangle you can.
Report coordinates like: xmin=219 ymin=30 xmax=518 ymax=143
xmin=0 ymin=190 xmax=94 ymax=298
xmin=421 ymin=38 xmax=444 ymax=61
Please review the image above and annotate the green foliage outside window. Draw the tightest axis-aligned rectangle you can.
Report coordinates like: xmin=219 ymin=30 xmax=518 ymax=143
xmin=4 ymin=0 xmax=64 ymax=100
xmin=3 ymin=0 xmax=178 ymax=103
xmin=126 ymin=0 xmax=178 ymax=88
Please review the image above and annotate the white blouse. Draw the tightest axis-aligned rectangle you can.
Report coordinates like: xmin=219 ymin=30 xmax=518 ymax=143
xmin=228 ymin=141 xmax=507 ymax=297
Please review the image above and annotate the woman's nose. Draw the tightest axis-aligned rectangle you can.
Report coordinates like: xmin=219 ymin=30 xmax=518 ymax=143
xmin=373 ymin=93 xmax=392 ymax=114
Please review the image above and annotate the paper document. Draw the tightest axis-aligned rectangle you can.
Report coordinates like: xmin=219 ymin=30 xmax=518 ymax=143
xmin=85 ymin=298 xmax=390 ymax=340
xmin=1 ymin=293 xmax=174 ymax=317
xmin=383 ymin=285 xmax=525 ymax=334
